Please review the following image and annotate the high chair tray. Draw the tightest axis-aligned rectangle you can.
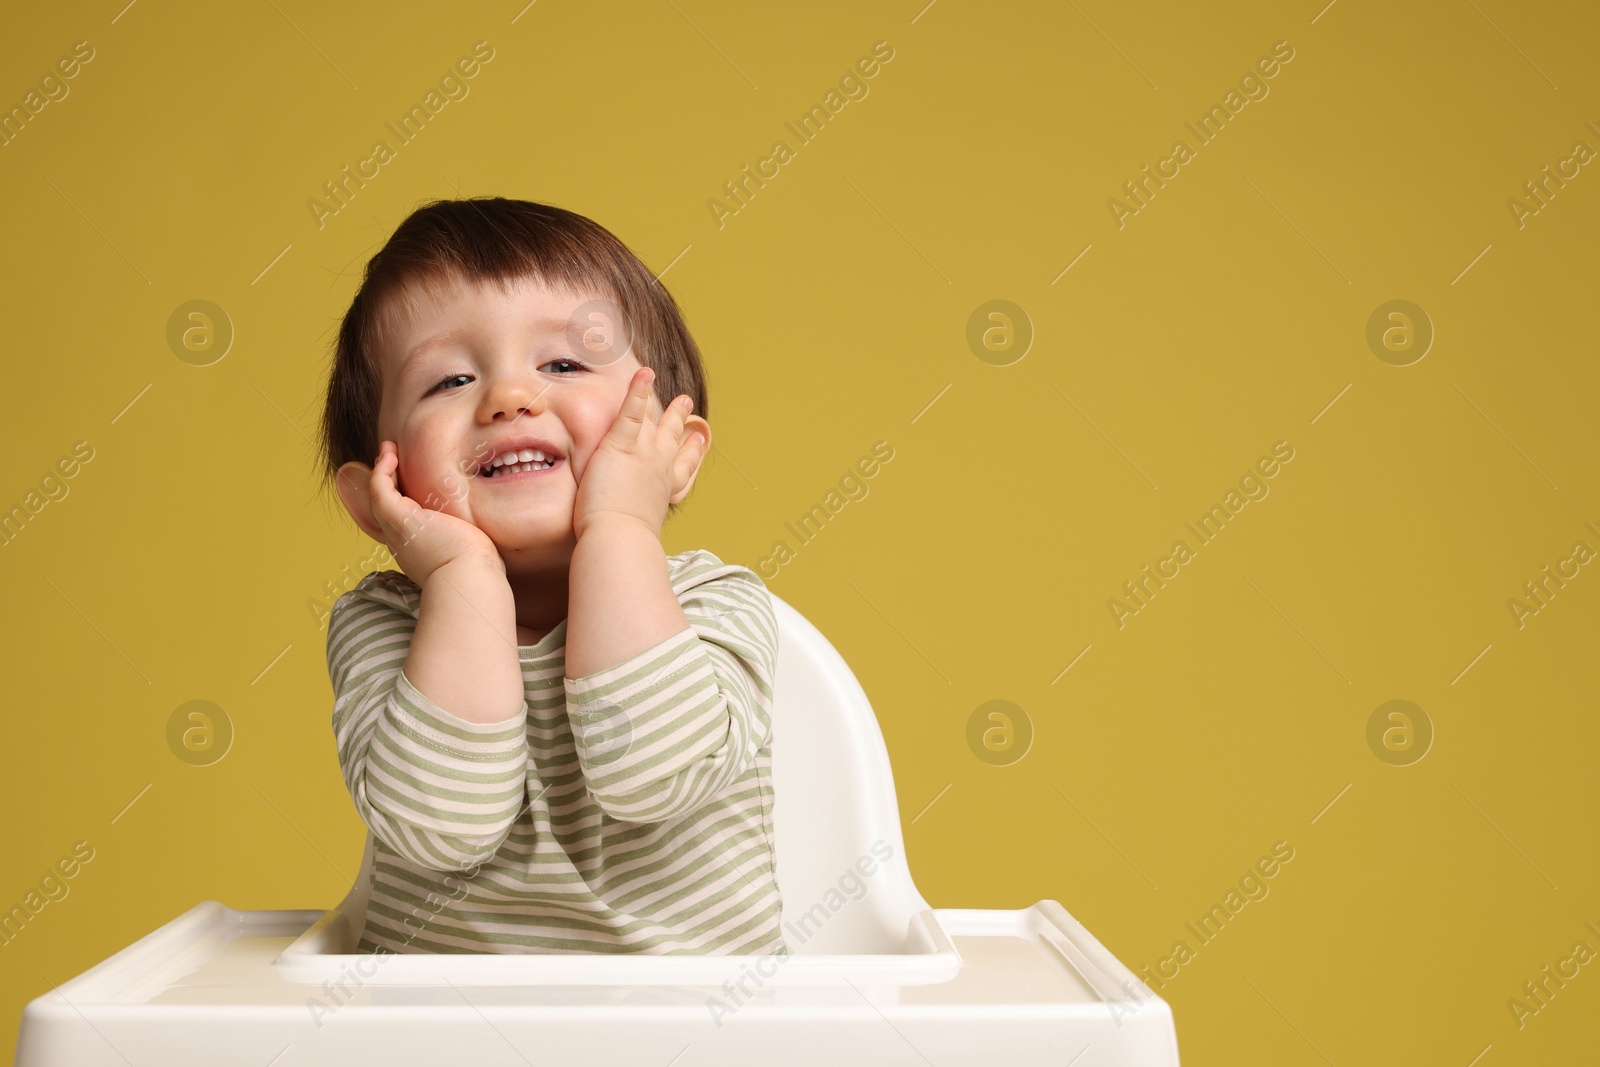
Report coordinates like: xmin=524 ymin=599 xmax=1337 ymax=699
xmin=274 ymin=898 xmax=966 ymax=986
xmin=16 ymin=899 xmax=1180 ymax=1066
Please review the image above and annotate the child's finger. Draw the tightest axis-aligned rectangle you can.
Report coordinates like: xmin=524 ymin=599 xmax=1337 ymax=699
xmin=370 ymin=443 xmax=409 ymax=531
xmin=655 ymin=393 xmax=692 ymax=443
xmin=610 ymin=367 xmax=656 ymax=444
xmin=370 ymin=444 xmax=396 ymax=500
xmin=671 ymin=423 xmax=708 ymax=490
xmin=367 ymin=446 xmax=394 ymax=528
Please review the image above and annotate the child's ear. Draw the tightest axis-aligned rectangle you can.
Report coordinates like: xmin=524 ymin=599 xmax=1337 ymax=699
xmin=670 ymin=416 xmax=712 ymax=505
xmin=335 ymin=461 xmax=386 ymax=544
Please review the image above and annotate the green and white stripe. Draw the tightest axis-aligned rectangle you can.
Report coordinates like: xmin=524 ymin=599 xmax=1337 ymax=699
xmin=326 ymin=549 xmax=786 ymax=955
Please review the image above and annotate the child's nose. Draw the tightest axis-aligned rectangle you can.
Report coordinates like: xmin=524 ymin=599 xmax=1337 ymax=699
xmin=484 ymin=371 xmax=548 ymax=419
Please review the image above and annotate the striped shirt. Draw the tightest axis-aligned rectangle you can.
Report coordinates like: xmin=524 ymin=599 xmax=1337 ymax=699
xmin=325 ymin=548 xmax=786 ymax=955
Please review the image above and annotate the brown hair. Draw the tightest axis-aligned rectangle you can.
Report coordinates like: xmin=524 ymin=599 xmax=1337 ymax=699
xmin=315 ymin=196 xmax=709 ymax=520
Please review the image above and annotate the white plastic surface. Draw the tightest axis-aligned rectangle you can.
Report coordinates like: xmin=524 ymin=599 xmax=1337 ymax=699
xmin=15 ymin=592 xmax=1182 ymax=1066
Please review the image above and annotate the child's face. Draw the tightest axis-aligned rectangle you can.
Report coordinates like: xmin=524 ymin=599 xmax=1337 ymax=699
xmin=369 ymin=272 xmax=659 ymax=564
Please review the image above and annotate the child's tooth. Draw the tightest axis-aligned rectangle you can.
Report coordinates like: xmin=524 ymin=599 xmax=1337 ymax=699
xmin=483 ymin=451 xmax=556 ymax=476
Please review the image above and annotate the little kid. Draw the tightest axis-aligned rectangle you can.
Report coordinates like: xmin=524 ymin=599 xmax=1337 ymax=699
xmin=315 ymin=196 xmax=785 ymax=954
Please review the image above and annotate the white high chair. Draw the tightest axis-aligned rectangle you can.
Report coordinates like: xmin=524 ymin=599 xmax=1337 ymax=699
xmin=16 ymin=592 xmax=1181 ymax=1066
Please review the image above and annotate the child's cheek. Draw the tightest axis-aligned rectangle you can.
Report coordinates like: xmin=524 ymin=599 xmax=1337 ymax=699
xmin=437 ymin=467 xmax=472 ymax=509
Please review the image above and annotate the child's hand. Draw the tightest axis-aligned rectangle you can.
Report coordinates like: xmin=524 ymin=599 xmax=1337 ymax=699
xmin=573 ymin=366 xmax=709 ymax=542
xmin=368 ymin=440 xmax=502 ymax=586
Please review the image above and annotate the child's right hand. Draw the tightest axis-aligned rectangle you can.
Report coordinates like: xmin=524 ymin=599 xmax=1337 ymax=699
xmin=368 ymin=440 xmax=502 ymax=587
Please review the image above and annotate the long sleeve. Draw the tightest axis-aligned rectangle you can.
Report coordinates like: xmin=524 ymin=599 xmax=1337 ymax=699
xmin=326 ymin=571 xmax=531 ymax=873
xmin=564 ymin=553 xmax=778 ymax=825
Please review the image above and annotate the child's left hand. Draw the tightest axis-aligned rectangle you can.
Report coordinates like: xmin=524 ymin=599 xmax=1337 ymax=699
xmin=573 ymin=365 xmax=710 ymax=541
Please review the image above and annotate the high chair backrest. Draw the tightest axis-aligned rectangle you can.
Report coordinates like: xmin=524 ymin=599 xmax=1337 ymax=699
xmin=338 ymin=589 xmax=929 ymax=954
xmin=764 ymin=591 xmax=929 ymax=952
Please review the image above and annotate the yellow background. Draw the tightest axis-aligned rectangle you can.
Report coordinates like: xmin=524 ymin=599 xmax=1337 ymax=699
xmin=2 ymin=1 xmax=1597 ymax=1063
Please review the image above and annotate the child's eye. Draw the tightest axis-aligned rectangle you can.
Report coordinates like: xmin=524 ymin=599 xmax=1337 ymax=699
xmin=427 ymin=374 xmax=472 ymax=395
xmin=426 ymin=358 xmax=587 ymax=396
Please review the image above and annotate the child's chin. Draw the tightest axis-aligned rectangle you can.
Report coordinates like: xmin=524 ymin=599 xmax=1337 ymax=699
xmin=481 ymin=520 xmax=575 ymax=552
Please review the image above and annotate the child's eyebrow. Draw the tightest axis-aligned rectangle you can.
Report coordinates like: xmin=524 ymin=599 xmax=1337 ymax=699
xmin=399 ymin=317 xmax=582 ymax=376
